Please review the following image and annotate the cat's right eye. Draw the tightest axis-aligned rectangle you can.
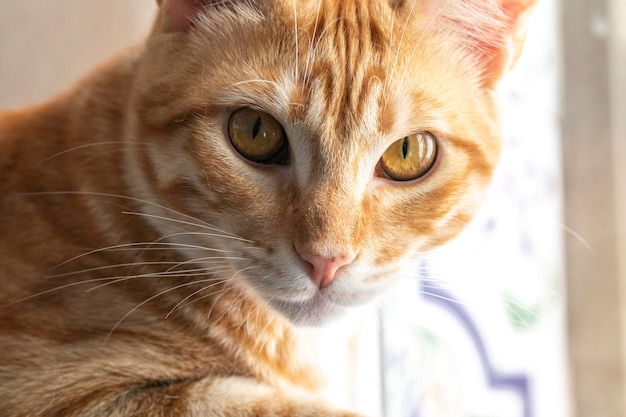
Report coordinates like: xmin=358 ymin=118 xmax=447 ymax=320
xmin=228 ymin=108 xmax=289 ymax=165
xmin=378 ymin=132 xmax=438 ymax=181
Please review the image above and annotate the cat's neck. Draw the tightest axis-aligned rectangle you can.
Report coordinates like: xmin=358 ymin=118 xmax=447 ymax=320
xmin=181 ymin=278 xmax=367 ymax=400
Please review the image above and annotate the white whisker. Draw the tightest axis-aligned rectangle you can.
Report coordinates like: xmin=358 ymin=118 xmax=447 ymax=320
xmin=559 ymin=223 xmax=593 ymax=252
xmin=19 ymin=191 xmax=214 ymax=229
xmin=2 ymin=277 xmax=124 ymax=308
xmin=303 ymin=0 xmax=323 ymax=85
xmin=388 ymin=0 xmax=419 ymax=85
xmin=315 ymin=17 xmax=346 ymax=47
xmin=231 ymin=79 xmax=280 ymax=89
xmin=39 ymin=141 xmax=151 ymax=163
xmin=161 ymin=256 xmax=230 ymax=273
xmin=104 ymin=277 xmax=225 ymax=344
xmin=164 ymin=281 xmax=226 ymax=320
xmin=292 ymin=0 xmax=300 ymax=80
xmin=46 ymin=261 xmax=191 ymax=279
xmin=397 ymin=0 xmax=455 ymax=91
xmin=418 ymin=290 xmax=469 ymax=306
xmin=204 ymin=284 xmax=234 ymax=321
xmin=121 ymin=211 xmax=241 ymax=238
xmin=165 ymin=265 xmax=259 ymax=318
xmin=86 ymin=266 xmax=231 ymax=293
xmin=213 ymin=292 xmax=247 ymax=327
xmin=4 ymin=265 xmax=229 ymax=308
xmin=57 ymin=241 xmax=238 ymax=268
xmin=255 ymin=309 xmax=278 ymax=354
xmin=158 ymin=230 xmax=255 ymax=245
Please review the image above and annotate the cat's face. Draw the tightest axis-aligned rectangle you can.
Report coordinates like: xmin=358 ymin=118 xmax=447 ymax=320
xmin=124 ymin=0 xmax=531 ymax=325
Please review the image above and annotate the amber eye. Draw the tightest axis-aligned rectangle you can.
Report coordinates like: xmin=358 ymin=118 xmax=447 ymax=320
xmin=228 ymin=108 xmax=288 ymax=164
xmin=379 ymin=132 xmax=437 ymax=181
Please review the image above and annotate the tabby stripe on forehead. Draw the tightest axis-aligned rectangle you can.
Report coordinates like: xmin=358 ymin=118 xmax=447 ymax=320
xmin=304 ymin=1 xmax=388 ymax=132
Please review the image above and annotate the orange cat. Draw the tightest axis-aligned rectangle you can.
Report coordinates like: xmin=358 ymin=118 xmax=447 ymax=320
xmin=0 ymin=0 xmax=535 ymax=415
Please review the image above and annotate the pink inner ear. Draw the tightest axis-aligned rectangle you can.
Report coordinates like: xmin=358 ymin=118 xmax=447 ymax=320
xmin=476 ymin=0 xmax=536 ymax=85
xmin=158 ymin=0 xmax=205 ymax=32
xmin=502 ymin=0 xmax=536 ymax=32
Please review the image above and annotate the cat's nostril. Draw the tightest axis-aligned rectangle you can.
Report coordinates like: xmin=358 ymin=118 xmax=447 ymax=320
xmin=296 ymin=248 xmax=356 ymax=290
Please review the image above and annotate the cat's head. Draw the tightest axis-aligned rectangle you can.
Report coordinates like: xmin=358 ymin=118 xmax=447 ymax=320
xmin=125 ymin=0 xmax=535 ymax=325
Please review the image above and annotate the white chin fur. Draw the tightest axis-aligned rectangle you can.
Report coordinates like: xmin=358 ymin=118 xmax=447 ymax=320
xmin=268 ymin=295 xmax=348 ymax=327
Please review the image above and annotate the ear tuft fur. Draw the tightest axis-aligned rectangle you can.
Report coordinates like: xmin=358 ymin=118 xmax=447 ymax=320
xmin=478 ymin=0 xmax=537 ymax=85
xmin=427 ymin=0 xmax=537 ymax=86
xmin=500 ymin=0 xmax=537 ymax=71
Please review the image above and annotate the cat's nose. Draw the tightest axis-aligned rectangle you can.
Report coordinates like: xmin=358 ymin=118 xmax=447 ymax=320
xmin=296 ymin=247 xmax=356 ymax=289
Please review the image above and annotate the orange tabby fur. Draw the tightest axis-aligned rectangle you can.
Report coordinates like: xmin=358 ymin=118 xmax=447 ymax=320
xmin=0 ymin=0 xmax=534 ymax=416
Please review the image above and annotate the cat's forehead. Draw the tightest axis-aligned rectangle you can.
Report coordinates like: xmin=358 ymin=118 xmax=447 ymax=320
xmin=147 ymin=0 xmax=492 ymax=148
xmin=207 ymin=0 xmax=454 ymax=136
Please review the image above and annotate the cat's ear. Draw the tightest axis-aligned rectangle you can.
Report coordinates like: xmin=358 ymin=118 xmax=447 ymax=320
xmin=428 ymin=0 xmax=536 ymax=86
xmin=478 ymin=0 xmax=537 ymax=86
xmin=156 ymin=0 xmax=207 ymax=32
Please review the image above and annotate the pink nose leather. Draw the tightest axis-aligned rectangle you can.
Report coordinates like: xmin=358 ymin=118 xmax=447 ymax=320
xmin=297 ymin=249 xmax=356 ymax=289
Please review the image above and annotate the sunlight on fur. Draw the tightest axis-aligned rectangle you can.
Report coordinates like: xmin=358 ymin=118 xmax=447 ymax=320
xmin=0 ymin=0 xmax=535 ymax=415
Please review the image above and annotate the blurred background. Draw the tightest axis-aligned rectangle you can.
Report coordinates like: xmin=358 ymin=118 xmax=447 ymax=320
xmin=0 ymin=1 xmax=624 ymax=416
xmin=0 ymin=1 xmax=156 ymax=108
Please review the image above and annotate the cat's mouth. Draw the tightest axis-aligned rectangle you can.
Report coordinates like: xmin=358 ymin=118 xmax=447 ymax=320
xmin=265 ymin=278 xmax=382 ymax=327
xmin=233 ymin=260 xmax=386 ymax=327
xmin=268 ymin=294 xmax=348 ymax=327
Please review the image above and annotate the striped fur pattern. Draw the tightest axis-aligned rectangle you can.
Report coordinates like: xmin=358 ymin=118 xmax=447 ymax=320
xmin=0 ymin=0 xmax=534 ymax=415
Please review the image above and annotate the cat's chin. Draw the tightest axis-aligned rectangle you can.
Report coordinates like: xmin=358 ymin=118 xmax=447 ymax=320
xmin=268 ymin=295 xmax=349 ymax=327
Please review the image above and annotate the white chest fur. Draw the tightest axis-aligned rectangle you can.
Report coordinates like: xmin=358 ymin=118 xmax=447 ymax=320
xmin=291 ymin=306 xmax=383 ymax=416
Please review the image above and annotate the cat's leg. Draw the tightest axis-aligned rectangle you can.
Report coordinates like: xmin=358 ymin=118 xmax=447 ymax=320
xmin=187 ymin=377 xmax=366 ymax=417
xmin=89 ymin=376 xmax=367 ymax=417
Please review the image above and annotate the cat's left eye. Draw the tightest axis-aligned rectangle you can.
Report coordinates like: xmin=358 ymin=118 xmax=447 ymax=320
xmin=378 ymin=132 xmax=438 ymax=181
xmin=228 ymin=108 xmax=289 ymax=165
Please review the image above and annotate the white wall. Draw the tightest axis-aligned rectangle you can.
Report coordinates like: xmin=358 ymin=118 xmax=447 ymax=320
xmin=0 ymin=0 xmax=156 ymax=109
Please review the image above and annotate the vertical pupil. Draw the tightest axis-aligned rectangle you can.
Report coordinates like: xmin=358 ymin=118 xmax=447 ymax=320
xmin=252 ymin=116 xmax=262 ymax=139
xmin=402 ymin=137 xmax=409 ymax=159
